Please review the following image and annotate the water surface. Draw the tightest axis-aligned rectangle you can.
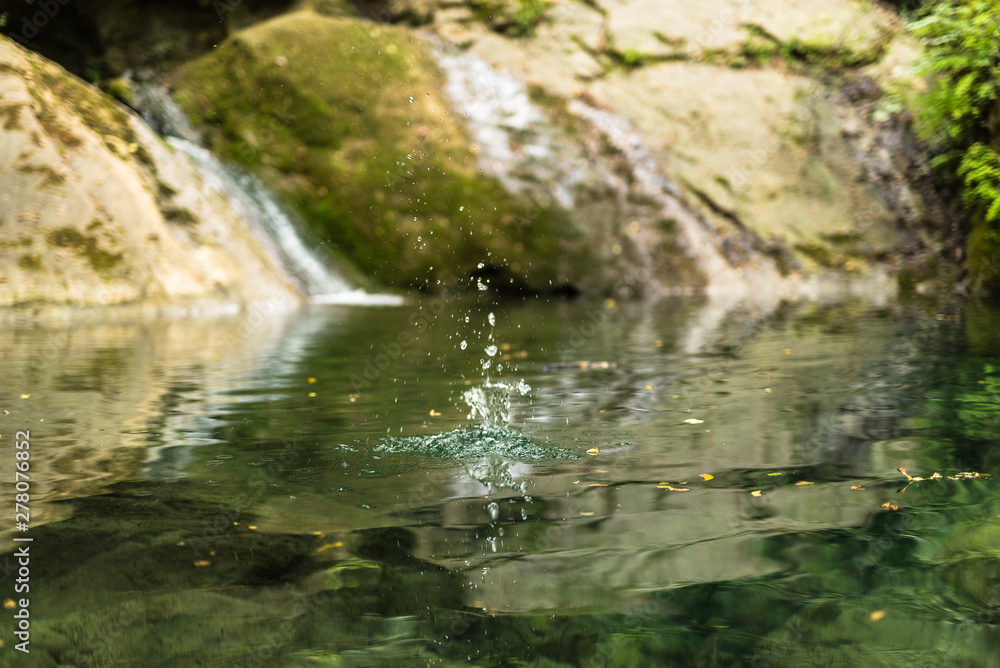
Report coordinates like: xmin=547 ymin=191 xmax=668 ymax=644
xmin=3 ymin=296 xmax=999 ymax=666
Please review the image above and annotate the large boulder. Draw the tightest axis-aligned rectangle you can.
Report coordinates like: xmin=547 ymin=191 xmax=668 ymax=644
xmin=169 ymin=11 xmax=611 ymax=293
xmin=429 ymin=0 xmax=942 ymax=276
xmin=0 ymin=35 xmax=300 ymax=312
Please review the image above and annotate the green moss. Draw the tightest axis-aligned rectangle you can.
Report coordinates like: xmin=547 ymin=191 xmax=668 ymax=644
xmin=0 ymin=102 xmax=24 ymax=130
xmin=162 ymin=206 xmax=198 ymax=226
xmin=17 ymin=163 xmax=65 ymax=188
xmin=170 ymin=13 xmax=580 ymax=292
xmin=17 ymin=254 xmax=42 ymax=271
xmin=794 ymin=241 xmax=835 ymax=267
xmin=28 ymin=55 xmax=136 ymax=146
xmin=46 ymin=226 xmax=123 ymax=273
xmin=470 ymin=0 xmax=551 ymax=37
xmin=104 ymin=77 xmax=134 ymax=106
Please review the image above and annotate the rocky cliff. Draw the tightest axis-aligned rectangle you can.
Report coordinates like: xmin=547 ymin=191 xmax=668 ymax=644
xmin=0 ymin=36 xmax=301 ymax=314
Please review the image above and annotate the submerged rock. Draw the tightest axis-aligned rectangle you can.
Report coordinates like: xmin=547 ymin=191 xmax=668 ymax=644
xmin=0 ymin=36 xmax=302 ymax=313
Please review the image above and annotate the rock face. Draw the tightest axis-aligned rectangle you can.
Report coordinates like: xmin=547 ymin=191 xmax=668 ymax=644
xmin=427 ymin=0 xmax=946 ymax=276
xmin=0 ymin=36 xmax=301 ymax=313
xmin=169 ymin=11 xmax=618 ymax=294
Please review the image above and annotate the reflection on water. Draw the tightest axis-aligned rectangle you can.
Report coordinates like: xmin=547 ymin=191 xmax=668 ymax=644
xmin=3 ymin=297 xmax=1000 ymax=666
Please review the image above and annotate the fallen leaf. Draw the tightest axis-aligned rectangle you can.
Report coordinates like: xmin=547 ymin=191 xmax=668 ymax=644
xmin=851 ymin=485 xmax=866 ymax=491
xmin=3 ymin=600 xmax=14 ymax=609
xmin=193 ymin=560 xmax=211 ymax=567
xmin=646 ymin=385 xmax=653 ymax=391
xmin=684 ymin=418 xmax=704 ymax=424
xmin=308 ymin=377 xmax=317 ymax=384
xmin=783 ymin=349 xmax=793 ymax=355
xmin=586 ymin=447 xmax=600 ymax=455
xmin=588 ymin=483 xmax=608 ymax=487
xmin=657 ymin=485 xmax=690 ymax=492
xmin=580 ymin=511 xmax=594 ymax=516
xmin=881 ymin=502 xmax=899 ymax=511
xmin=765 ymin=388 xmax=772 ymax=393
xmin=750 ymin=490 xmax=762 ymax=497
xmin=19 ymin=394 xmax=29 ymax=399
xmin=429 ymin=410 xmax=442 ymax=417
xmin=248 ymin=525 xmax=258 ymax=530
xmin=308 ymin=392 xmax=316 ymax=398
xmin=795 ymin=481 xmax=814 ymax=486
xmin=870 ymin=610 xmax=887 ymax=621
xmin=768 ymin=472 xmax=782 ymax=477
xmin=699 ymin=474 xmax=714 ymax=481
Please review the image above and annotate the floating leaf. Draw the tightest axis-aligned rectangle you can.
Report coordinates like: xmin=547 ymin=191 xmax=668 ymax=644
xmin=19 ymin=394 xmax=29 ymax=399
xmin=795 ymin=481 xmax=814 ymax=486
xmin=881 ymin=502 xmax=899 ymax=511
xmin=783 ymin=349 xmax=793 ymax=355
xmin=750 ymin=490 xmax=762 ymax=497
xmin=308 ymin=377 xmax=317 ymax=384
xmin=768 ymin=472 xmax=782 ymax=477
xmin=580 ymin=511 xmax=594 ymax=516
xmin=308 ymin=392 xmax=316 ymax=397
xmin=429 ymin=410 xmax=442 ymax=417
xmin=870 ymin=610 xmax=887 ymax=621
xmin=586 ymin=447 xmax=600 ymax=455
xmin=683 ymin=418 xmax=704 ymax=424
xmin=657 ymin=485 xmax=690 ymax=492
xmin=193 ymin=560 xmax=211 ymax=567
xmin=851 ymin=485 xmax=866 ymax=491
xmin=699 ymin=474 xmax=714 ymax=481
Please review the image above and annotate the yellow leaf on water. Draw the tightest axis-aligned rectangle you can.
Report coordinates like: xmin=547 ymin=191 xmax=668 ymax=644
xmin=658 ymin=485 xmax=690 ymax=492
xmin=586 ymin=447 xmax=600 ymax=455
xmin=308 ymin=392 xmax=316 ymax=397
xmin=19 ymin=394 xmax=29 ymax=399
xmin=3 ymin=600 xmax=15 ymax=609
xmin=881 ymin=502 xmax=899 ymax=511
xmin=588 ymin=483 xmax=608 ymax=487
xmin=684 ymin=418 xmax=704 ymax=424
xmin=699 ymin=474 xmax=714 ymax=481
xmin=783 ymin=349 xmax=793 ymax=355
xmin=851 ymin=485 xmax=866 ymax=491
xmin=429 ymin=410 xmax=442 ymax=417
xmin=308 ymin=377 xmax=317 ymax=384
xmin=795 ymin=481 xmax=814 ymax=486
xmin=870 ymin=610 xmax=887 ymax=621
xmin=750 ymin=490 xmax=762 ymax=497
xmin=580 ymin=511 xmax=594 ymax=516
xmin=193 ymin=560 xmax=211 ymax=567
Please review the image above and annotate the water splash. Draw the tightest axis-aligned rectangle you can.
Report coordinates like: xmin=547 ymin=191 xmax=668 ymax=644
xmin=462 ymin=379 xmax=530 ymax=430
xmin=376 ymin=379 xmax=577 ymax=460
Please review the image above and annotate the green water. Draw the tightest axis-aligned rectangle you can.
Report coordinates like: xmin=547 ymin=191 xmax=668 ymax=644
xmin=2 ymin=296 xmax=1000 ymax=666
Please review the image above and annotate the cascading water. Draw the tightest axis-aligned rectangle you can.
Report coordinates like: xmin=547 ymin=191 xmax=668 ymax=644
xmin=134 ymin=83 xmax=402 ymax=305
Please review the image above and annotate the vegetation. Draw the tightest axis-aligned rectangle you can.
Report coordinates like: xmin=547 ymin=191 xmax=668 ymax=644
xmin=908 ymin=1 xmax=1000 ymax=292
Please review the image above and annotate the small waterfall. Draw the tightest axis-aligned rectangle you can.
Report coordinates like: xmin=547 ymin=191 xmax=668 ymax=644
xmin=134 ymin=83 xmax=402 ymax=306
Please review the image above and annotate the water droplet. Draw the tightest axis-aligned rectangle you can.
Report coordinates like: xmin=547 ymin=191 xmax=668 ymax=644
xmin=485 ymin=345 xmax=498 ymax=357
xmin=459 ymin=206 xmax=464 ymax=211
xmin=408 ymin=96 xmax=414 ymax=102
xmin=460 ymin=340 xmax=468 ymax=350
xmin=488 ymin=312 xmax=496 ymax=326
xmin=478 ymin=262 xmax=485 ymax=269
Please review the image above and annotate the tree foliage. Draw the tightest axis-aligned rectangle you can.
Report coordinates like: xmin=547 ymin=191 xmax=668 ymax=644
xmin=910 ymin=1 xmax=1000 ymax=221
xmin=909 ymin=1 xmax=1000 ymax=290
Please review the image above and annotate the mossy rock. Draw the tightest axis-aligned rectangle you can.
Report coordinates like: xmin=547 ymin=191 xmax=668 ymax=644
xmin=170 ymin=11 xmax=586 ymax=292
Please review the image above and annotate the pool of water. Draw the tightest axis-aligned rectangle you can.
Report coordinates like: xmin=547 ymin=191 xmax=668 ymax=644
xmin=3 ymin=295 xmax=1000 ymax=666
